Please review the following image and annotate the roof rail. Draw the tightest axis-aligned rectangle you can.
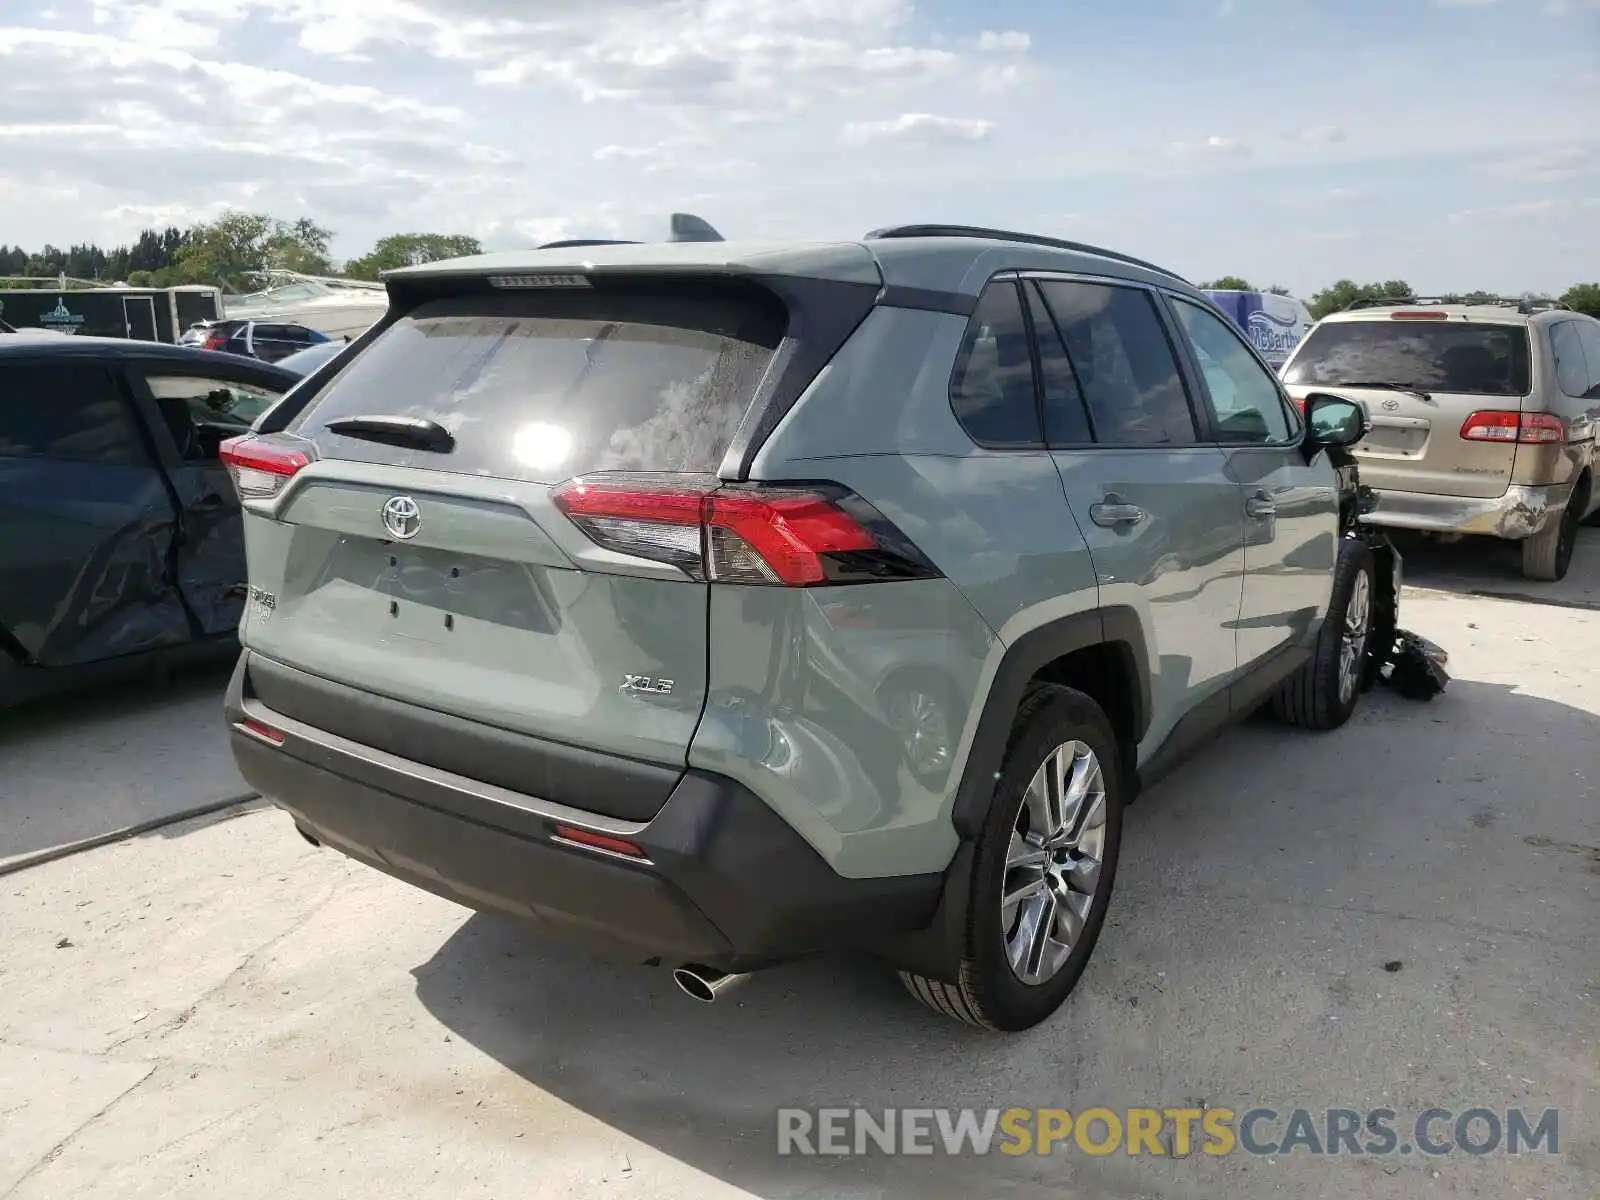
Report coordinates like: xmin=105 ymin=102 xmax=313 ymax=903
xmin=536 ymin=238 xmax=641 ymax=249
xmin=862 ymin=224 xmax=1189 ymax=284
xmin=1342 ymin=294 xmax=1570 ymax=314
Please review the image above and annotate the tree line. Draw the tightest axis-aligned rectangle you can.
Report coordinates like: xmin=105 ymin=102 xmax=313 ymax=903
xmin=1198 ymin=275 xmax=1600 ymax=320
xmin=2 ymin=211 xmax=1596 ymax=319
xmin=0 ymin=211 xmax=483 ymax=292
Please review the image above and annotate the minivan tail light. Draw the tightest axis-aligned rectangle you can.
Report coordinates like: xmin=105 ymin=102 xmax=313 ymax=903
xmin=220 ymin=435 xmax=310 ymax=499
xmin=551 ymin=477 xmax=939 ymax=586
xmin=1390 ymin=311 xmax=1448 ymax=321
xmin=1459 ymin=411 xmax=1563 ymax=444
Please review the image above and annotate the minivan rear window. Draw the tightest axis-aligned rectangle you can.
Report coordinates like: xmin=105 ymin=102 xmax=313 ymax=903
xmin=1284 ymin=320 xmax=1531 ymax=396
xmin=292 ymin=288 xmax=784 ymax=482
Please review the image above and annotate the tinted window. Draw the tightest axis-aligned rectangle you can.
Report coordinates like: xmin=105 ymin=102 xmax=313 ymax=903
xmin=1550 ymin=321 xmax=1589 ymax=398
xmin=294 ymin=288 xmax=783 ymax=482
xmin=1171 ymin=297 xmax=1294 ymax=444
xmin=1283 ymin=320 xmax=1531 ymax=396
xmin=948 ymin=280 xmax=1042 ymax=448
xmin=146 ymin=373 xmax=286 ymax=458
xmin=1035 ymin=280 xmax=1196 ymax=445
xmin=1023 ymin=282 xmax=1092 ymax=444
xmin=1577 ymin=322 xmax=1600 ymax=398
xmin=0 ymin=362 xmax=147 ymax=465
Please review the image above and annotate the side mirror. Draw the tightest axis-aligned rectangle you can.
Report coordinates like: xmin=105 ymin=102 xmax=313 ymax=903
xmin=1302 ymin=392 xmax=1370 ymax=450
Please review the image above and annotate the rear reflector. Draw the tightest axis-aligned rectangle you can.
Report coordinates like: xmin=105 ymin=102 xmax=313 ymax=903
xmin=551 ymin=825 xmax=647 ymax=858
xmin=220 ymin=435 xmax=310 ymax=500
xmin=1459 ymin=411 xmax=1563 ymax=444
xmin=551 ymin=477 xmax=940 ymax=587
xmin=1390 ymin=311 xmax=1448 ymax=321
xmin=236 ymin=717 xmax=286 ymax=745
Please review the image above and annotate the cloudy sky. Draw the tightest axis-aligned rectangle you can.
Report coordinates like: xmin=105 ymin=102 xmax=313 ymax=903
xmin=1 ymin=0 xmax=1596 ymax=296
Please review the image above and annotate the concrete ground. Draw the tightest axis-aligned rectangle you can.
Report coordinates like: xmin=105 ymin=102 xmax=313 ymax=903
xmin=1 ymin=534 xmax=1596 ymax=1200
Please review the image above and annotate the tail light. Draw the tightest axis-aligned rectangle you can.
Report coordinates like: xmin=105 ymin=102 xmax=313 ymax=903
xmin=220 ymin=435 xmax=310 ymax=499
xmin=201 ymin=330 xmax=228 ymax=350
xmin=1459 ymin=411 xmax=1563 ymax=445
xmin=551 ymin=476 xmax=941 ymax=586
xmin=1390 ymin=311 xmax=1448 ymax=321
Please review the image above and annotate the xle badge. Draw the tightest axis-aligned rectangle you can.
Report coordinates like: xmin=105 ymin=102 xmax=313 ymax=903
xmin=620 ymin=675 xmax=675 ymax=697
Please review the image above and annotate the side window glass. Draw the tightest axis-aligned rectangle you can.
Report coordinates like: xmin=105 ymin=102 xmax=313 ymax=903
xmin=949 ymin=280 xmax=1042 ymax=448
xmin=0 ymin=362 xmax=148 ymax=466
xmin=1550 ymin=321 xmax=1589 ymax=399
xmin=145 ymin=374 xmax=285 ymax=459
xmin=1024 ymin=282 xmax=1093 ymax=444
xmin=1035 ymin=280 xmax=1197 ymax=445
xmin=1171 ymin=297 xmax=1294 ymax=444
xmin=1576 ymin=322 xmax=1600 ymax=398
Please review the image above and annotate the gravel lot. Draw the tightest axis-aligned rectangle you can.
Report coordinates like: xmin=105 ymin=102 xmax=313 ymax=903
xmin=1 ymin=534 xmax=1596 ymax=1200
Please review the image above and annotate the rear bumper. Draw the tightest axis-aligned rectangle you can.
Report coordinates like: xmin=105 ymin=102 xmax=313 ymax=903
xmin=225 ymin=652 xmax=940 ymax=972
xmin=1358 ymin=483 xmax=1566 ymax=539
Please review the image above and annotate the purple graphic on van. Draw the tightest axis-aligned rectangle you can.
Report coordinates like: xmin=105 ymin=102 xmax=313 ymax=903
xmin=1202 ymin=290 xmax=1311 ymax=371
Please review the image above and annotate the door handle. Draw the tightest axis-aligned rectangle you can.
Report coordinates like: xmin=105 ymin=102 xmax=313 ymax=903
xmin=1089 ymin=500 xmax=1146 ymax=527
xmin=1245 ymin=491 xmax=1276 ymax=519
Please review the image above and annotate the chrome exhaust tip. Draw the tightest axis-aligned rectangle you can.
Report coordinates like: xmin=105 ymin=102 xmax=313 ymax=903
xmin=672 ymin=963 xmax=748 ymax=1004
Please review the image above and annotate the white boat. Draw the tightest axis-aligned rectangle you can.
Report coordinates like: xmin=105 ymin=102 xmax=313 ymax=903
xmin=222 ymin=271 xmax=388 ymax=339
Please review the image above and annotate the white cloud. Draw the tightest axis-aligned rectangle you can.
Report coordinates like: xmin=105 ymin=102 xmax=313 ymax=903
xmin=1481 ymin=145 xmax=1595 ymax=182
xmin=841 ymin=113 xmax=995 ymax=145
xmin=1170 ymin=134 xmax=1251 ymax=159
xmin=1300 ymin=124 xmax=1349 ymax=144
xmin=977 ymin=30 xmax=1030 ymax=51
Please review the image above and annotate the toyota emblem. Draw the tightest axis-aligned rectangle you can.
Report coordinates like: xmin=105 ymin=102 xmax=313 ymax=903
xmin=381 ymin=495 xmax=422 ymax=540
xmin=1381 ymin=398 xmax=1401 ymax=411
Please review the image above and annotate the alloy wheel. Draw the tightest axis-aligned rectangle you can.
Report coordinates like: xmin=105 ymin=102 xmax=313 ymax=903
xmin=1000 ymin=740 xmax=1108 ymax=985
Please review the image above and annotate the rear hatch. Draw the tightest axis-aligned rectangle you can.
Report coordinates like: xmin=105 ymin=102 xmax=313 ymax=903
xmin=1283 ymin=312 xmax=1536 ymax=498
xmin=222 ymin=279 xmax=792 ymax=818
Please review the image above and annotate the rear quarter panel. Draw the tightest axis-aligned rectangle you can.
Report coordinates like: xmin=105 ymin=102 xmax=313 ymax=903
xmin=705 ymin=305 xmax=1103 ymax=878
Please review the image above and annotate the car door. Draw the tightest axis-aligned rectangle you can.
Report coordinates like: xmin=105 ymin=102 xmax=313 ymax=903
xmin=1028 ymin=274 xmax=1244 ymax=759
xmin=1164 ymin=292 xmax=1339 ymax=676
xmin=0 ymin=355 xmax=192 ymax=667
xmin=123 ymin=359 xmax=295 ymax=637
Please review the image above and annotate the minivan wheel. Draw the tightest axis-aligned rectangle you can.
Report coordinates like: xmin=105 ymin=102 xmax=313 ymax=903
xmin=898 ymin=685 xmax=1123 ymax=1032
xmin=1271 ymin=539 xmax=1375 ymax=731
xmin=1520 ymin=501 xmax=1579 ymax=582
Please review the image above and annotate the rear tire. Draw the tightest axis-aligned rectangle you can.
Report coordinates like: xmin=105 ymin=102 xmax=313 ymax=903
xmin=898 ymin=685 xmax=1124 ymax=1032
xmin=1520 ymin=500 xmax=1579 ymax=582
xmin=1272 ymin=539 xmax=1375 ymax=731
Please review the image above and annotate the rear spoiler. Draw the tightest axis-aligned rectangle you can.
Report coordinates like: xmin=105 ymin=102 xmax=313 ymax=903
xmin=536 ymin=212 xmax=726 ymax=251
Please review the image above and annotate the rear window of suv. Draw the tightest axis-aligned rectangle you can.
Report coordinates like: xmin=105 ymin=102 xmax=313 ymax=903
xmin=1284 ymin=320 xmax=1531 ymax=396
xmin=291 ymin=287 xmax=785 ymax=482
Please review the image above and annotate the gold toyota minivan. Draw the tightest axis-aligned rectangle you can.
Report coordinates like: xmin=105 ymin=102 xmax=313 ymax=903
xmin=1281 ymin=299 xmax=1600 ymax=581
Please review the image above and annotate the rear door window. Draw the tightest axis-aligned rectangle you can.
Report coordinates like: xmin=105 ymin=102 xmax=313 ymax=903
xmin=292 ymin=288 xmax=784 ymax=482
xmin=1576 ymin=321 xmax=1600 ymax=399
xmin=0 ymin=361 xmax=149 ymax=466
xmin=1284 ymin=320 xmax=1532 ymax=396
xmin=144 ymin=373 xmax=286 ymax=458
xmin=1034 ymin=280 xmax=1197 ymax=445
xmin=1550 ymin=321 xmax=1590 ymax=398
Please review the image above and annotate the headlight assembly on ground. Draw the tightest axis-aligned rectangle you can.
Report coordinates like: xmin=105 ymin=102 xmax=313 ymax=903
xmin=775 ymin=1106 xmax=1559 ymax=1158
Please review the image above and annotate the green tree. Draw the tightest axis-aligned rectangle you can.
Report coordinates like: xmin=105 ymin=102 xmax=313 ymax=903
xmin=177 ymin=211 xmax=336 ymax=289
xmin=1199 ymin=275 xmax=1254 ymax=291
xmin=1558 ymin=284 xmax=1600 ymax=317
xmin=126 ymin=269 xmax=154 ymax=287
xmin=1266 ymin=284 xmax=1292 ymax=296
xmin=344 ymin=233 xmax=484 ymax=280
xmin=1307 ymin=279 xmax=1416 ymax=320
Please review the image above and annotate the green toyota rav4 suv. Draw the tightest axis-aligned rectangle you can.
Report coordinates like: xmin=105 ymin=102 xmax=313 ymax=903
xmin=222 ymin=225 xmax=1376 ymax=1032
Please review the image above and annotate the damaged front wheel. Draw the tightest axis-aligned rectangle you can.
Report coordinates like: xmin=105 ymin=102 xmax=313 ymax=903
xmin=1272 ymin=539 xmax=1376 ymax=731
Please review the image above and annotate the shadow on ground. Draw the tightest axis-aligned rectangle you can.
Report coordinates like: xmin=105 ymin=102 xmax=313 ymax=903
xmin=410 ymin=680 xmax=1599 ymax=1200
xmin=0 ymin=658 xmax=245 ymax=860
xmin=1389 ymin=525 xmax=1600 ymax=610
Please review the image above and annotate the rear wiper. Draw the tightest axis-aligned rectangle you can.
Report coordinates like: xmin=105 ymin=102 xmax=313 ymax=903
xmin=1332 ymin=381 xmax=1433 ymax=402
xmin=324 ymin=415 xmax=455 ymax=452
